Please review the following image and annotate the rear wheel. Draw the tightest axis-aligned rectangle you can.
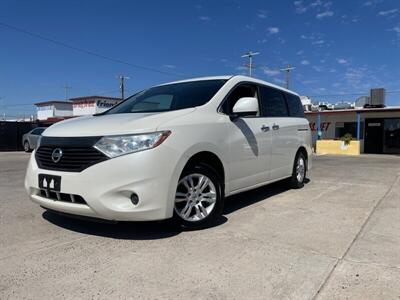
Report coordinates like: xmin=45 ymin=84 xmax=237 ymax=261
xmin=174 ymin=164 xmax=224 ymax=229
xmin=289 ymin=152 xmax=307 ymax=189
xmin=23 ymin=141 xmax=31 ymax=152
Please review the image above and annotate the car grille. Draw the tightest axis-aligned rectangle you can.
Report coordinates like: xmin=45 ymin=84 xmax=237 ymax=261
xmin=35 ymin=136 xmax=108 ymax=172
xmin=39 ymin=189 xmax=87 ymax=205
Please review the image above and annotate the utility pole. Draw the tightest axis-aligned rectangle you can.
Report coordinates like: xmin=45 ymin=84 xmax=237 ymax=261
xmin=0 ymin=97 xmax=5 ymax=121
xmin=118 ymin=75 xmax=130 ymax=100
xmin=63 ymin=84 xmax=72 ymax=100
xmin=280 ymin=65 xmax=296 ymax=89
xmin=241 ymin=51 xmax=260 ymax=77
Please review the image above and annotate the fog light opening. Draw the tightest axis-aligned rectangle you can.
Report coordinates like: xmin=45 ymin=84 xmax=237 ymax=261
xmin=130 ymin=193 xmax=139 ymax=206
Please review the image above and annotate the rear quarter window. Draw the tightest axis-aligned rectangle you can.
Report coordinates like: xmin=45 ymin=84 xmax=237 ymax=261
xmin=286 ymin=94 xmax=305 ymax=118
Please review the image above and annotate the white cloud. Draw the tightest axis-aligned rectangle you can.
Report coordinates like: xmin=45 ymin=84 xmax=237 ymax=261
xmin=198 ymin=16 xmax=211 ymax=21
xmin=312 ymin=39 xmax=325 ymax=45
xmin=162 ymin=64 xmax=176 ymax=69
xmin=267 ymin=27 xmax=280 ymax=34
xmin=273 ymin=78 xmax=285 ymax=85
xmin=316 ymin=11 xmax=334 ymax=19
xmin=378 ymin=9 xmax=398 ymax=16
xmin=311 ymin=0 xmax=323 ymax=7
xmin=296 ymin=50 xmax=304 ymax=55
xmin=236 ymin=66 xmax=247 ymax=71
xmin=392 ymin=26 xmax=400 ymax=33
xmin=301 ymin=60 xmax=310 ymax=65
xmin=312 ymin=65 xmax=323 ymax=72
xmin=263 ymin=67 xmax=281 ymax=76
xmin=364 ymin=0 xmax=382 ymax=6
xmin=337 ymin=58 xmax=348 ymax=64
xmin=257 ymin=13 xmax=267 ymax=19
xmin=294 ymin=0 xmax=308 ymax=14
xmin=295 ymin=0 xmax=334 ymax=14
xmin=245 ymin=24 xmax=255 ymax=31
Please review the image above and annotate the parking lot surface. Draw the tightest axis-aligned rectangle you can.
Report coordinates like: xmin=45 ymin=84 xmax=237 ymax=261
xmin=1 ymin=152 xmax=399 ymax=299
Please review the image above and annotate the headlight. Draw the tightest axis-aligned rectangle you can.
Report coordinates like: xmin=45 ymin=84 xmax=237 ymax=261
xmin=93 ymin=131 xmax=171 ymax=158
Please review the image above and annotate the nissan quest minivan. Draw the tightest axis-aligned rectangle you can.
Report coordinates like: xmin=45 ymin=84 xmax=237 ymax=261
xmin=25 ymin=75 xmax=312 ymax=228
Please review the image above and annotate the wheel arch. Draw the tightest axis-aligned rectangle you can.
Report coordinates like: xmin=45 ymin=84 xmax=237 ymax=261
xmin=182 ymin=151 xmax=225 ymax=185
xmin=165 ymin=144 xmax=228 ymax=219
xmin=296 ymin=146 xmax=308 ymax=169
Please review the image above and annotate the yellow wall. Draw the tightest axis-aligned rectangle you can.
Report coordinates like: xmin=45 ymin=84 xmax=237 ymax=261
xmin=316 ymin=140 xmax=360 ymax=155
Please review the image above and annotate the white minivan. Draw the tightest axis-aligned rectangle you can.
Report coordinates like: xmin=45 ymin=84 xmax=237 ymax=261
xmin=25 ymin=75 xmax=312 ymax=228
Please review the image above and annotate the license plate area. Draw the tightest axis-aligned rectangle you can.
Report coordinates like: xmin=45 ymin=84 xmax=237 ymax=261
xmin=38 ymin=174 xmax=61 ymax=192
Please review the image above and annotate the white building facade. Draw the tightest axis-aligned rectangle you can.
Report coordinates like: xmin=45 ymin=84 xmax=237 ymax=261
xmin=35 ymin=101 xmax=73 ymax=121
xmin=70 ymin=96 xmax=122 ymax=116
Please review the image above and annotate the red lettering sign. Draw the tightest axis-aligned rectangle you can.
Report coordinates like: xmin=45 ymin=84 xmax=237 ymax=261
xmin=309 ymin=122 xmax=331 ymax=132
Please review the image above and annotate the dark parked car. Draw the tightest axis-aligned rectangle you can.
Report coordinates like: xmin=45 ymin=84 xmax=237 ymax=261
xmin=22 ymin=127 xmax=46 ymax=152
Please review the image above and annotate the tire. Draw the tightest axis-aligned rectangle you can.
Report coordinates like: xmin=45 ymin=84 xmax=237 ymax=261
xmin=289 ymin=152 xmax=307 ymax=189
xmin=173 ymin=163 xmax=224 ymax=229
xmin=23 ymin=141 xmax=31 ymax=152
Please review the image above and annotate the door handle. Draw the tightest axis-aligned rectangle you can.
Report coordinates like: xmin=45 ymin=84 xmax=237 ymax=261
xmin=272 ymin=124 xmax=280 ymax=130
xmin=261 ymin=125 xmax=270 ymax=132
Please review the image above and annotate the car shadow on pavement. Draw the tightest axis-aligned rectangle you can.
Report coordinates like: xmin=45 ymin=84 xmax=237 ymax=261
xmin=42 ymin=209 xmax=228 ymax=239
xmin=42 ymin=210 xmax=182 ymax=240
xmin=223 ymin=178 xmax=311 ymax=215
xmin=41 ymin=178 xmax=309 ymax=239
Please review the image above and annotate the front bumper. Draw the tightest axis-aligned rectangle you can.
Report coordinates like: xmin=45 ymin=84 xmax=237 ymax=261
xmin=25 ymin=146 xmax=181 ymax=221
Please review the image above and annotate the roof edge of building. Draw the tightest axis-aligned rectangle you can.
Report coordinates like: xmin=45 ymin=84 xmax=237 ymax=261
xmin=69 ymin=95 xmax=122 ymax=101
xmin=34 ymin=100 xmax=73 ymax=106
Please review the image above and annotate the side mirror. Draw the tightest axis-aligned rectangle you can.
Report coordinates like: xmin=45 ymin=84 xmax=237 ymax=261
xmin=232 ymin=97 xmax=259 ymax=118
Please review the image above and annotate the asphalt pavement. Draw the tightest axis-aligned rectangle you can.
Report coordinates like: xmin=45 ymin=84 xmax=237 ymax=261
xmin=1 ymin=152 xmax=399 ymax=299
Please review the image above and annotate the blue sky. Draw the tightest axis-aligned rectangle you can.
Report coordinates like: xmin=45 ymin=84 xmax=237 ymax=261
xmin=1 ymin=0 xmax=400 ymax=116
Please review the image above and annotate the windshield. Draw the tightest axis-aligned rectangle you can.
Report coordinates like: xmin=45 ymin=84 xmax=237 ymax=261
xmin=105 ymin=79 xmax=227 ymax=114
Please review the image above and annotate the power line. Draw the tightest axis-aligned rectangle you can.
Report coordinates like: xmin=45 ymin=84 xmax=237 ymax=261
xmin=0 ymin=21 xmax=185 ymax=78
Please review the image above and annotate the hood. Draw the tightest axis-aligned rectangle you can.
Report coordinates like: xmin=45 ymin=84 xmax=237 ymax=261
xmin=43 ymin=108 xmax=195 ymax=137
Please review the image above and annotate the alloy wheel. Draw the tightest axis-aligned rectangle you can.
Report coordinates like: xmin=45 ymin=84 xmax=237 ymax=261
xmin=175 ymin=173 xmax=217 ymax=222
xmin=296 ymin=157 xmax=305 ymax=183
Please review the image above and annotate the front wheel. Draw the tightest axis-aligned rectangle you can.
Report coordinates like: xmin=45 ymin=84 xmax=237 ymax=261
xmin=23 ymin=141 xmax=31 ymax=152
xmin=174 ymin=164 xmax=224 ymax=229
xmin=289 ymin=152 xmax=307 ymax=189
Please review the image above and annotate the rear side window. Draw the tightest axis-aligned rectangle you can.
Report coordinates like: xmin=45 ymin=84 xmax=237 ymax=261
xmin=286 ymin=93 xmax=305 ymax=118
xmin=31 ymin=128 xmax=45 ymax=135
xmin=259 ymin=86 xmax=288 ymax=117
